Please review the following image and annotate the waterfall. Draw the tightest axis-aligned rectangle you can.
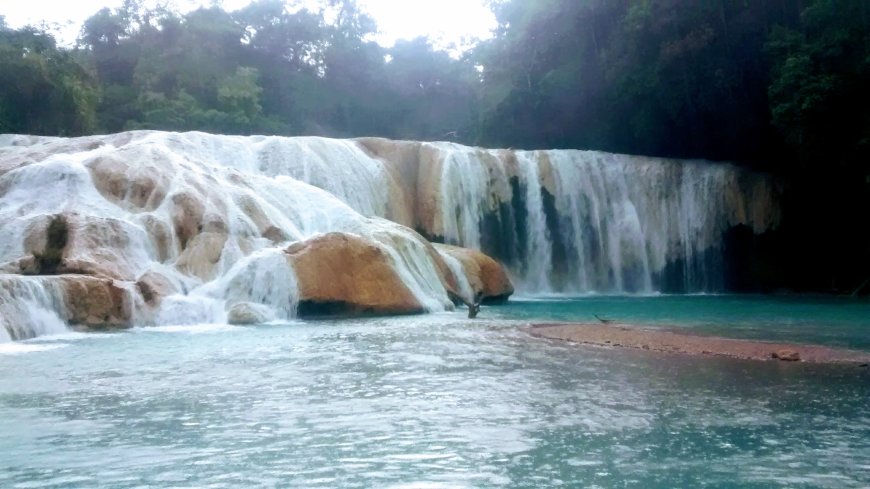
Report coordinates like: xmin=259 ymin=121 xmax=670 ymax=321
xmin=0 ymin=131 xmax=779 ymax=341
xmin=437 ymin=143 xmax=490 ymax=249
xmin=516 ymin=152 xmax=553 ymax=291
xmin=0 ymin=276 xmax=69 ymax=341
xmin=425 ymin=146 xmax=778 ymax=294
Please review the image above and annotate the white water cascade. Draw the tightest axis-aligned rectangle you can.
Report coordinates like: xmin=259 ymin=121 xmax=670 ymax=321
xmin=0 ymin=276 xmax=69 ymax=341
xmin=0 ymin=131 xmax=779 ymax=341
xmin=426 ymin=145 xmax=779 ymax=294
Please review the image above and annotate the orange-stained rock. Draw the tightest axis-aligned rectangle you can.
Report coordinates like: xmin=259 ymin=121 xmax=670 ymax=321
xmin=58 ymin=275 xmax=132 ymax=328
xmin=285 ymin=232 xmax=424 ymax=317
xmin=0 ymin=274 xmax=133 ymax=338
xmin=434 ymin=244 xmax=514 ymax=304
xmin=86 ymin=153 xmax=169 ymax=212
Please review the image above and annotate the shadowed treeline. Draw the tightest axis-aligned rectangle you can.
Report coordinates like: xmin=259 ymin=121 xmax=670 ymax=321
xmin=1 ymin=0 xmax=868 ymax=292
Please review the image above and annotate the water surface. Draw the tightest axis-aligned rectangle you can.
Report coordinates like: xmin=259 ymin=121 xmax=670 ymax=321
xmin=1 ymin=297 xmax=869 ymax=488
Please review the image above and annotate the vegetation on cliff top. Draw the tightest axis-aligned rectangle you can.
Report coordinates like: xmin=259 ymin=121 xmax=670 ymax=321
xmin=1 ymin=0 xmax=868 ymax=291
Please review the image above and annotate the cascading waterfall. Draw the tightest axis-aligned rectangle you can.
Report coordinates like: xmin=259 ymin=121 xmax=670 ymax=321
xmin=0 ymin=132 xmax=459 ymax=341
xmin=431 ymin=147 xmax=778 ymax=294
xmin=516 ymin=152 xmax=553 ymax=291
xmin=437 ymin=143 xmax=491 ymax=249
xmin=0 ymin=131 xmax=779 ymax=340
xmin=0 ymin=276 xmax=69 ymax=340
xmin=439 ymin=253 xmax=475 ymax=304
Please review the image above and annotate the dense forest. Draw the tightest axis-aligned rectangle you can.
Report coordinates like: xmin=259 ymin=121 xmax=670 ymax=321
xmin=1 ymin=0 xmax=869 ymax=292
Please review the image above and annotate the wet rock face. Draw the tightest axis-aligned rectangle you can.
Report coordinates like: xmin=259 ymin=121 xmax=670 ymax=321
xmin=2 ymin=132 xmax=522 ymax=337
xmin=227 ymin=302 xmax=274 ymax=325
xmin=434 ymin=244 xmax=514 ymax=304
xmin=59 ymin=276 xmax=132 ymax=328
xmin=31 ymin=215 xmax=69 ymax=274
xmin=286 ymin=232 xmax=425 ymax=318
xmin=0 ymin=275 xmax=133 ymax=331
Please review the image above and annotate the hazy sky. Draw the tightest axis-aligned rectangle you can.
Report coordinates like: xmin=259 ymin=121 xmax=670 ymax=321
xmin=1 ymin=0 xmax=497 ymax=49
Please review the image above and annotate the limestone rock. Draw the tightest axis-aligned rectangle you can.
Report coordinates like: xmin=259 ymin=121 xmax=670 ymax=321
xmin=227 ymin=302 xmax=274 ymax=325
xmin=286 ymin=232 xmax=424 ymax=317
xmin=58 ymin=275 xmax=133 ymax=328
xmin=434 ymin=244 xmax=514 ymax=303
xmin=176 ymin=232 xmax=228 ymax=281
xmin=0 ymin=274 xmax=133 ymax=331
xmin=135 ymin=271 xmax=179 ymax=306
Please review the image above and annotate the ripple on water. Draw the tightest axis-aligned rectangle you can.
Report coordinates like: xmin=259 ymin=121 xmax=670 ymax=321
xmin=0 ymin=313 xmax=869 ymax=488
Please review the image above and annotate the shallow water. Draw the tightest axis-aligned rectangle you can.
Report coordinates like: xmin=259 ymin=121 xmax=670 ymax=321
xmin=1 ymin=299 xmax=869 ymax=488
xmin=499 ymin=295 xmax=870 ymax=350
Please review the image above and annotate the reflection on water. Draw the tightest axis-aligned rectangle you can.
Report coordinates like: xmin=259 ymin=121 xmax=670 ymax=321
xmin=0 ymin=305 xmax=868 ymax=488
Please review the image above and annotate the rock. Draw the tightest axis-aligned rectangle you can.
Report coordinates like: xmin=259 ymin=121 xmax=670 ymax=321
xmin=58 ymin=275 xmax=133 ymax=328
xmin=135 ymin=271 xmax=179 ymax=306
xmin=176 ymin=232 xmax=228 ymax=281
xmin=227 ymin=302 xmax=274 ymax=325
xmin=772 ymin=349 xmax=801 ymax=362
xmin=433 ymin=244 xmax=514 ymax=303
xmin=0 ymin=274 xmax=133 ymax=338
xmin=171 ymin=191 xmax=206 ymax=251
xmin=286 ymin=232 xmax=425 ymax=317
xmin=86 ymin=153 xmax=169 ymax=211
xmin=16 ymin=212 xmax=150 ymax=281
xmin=351 ymin=137 xmax=419 ymax=227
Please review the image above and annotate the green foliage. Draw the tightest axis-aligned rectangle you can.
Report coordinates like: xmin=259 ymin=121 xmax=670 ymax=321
xmin=0 ymin=24 xmax=98 ymax=135
xmin=1 ymin=0 xmax=869 ymax=289
xmin=767 ymin=0 xmax=870 ymax=171
xmin=1 ymin=0 xmax=867 ymax=172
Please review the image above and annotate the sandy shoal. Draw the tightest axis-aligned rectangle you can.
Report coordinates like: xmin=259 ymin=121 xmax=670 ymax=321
xmin=526 ymin=323 xmax=870 ymax=364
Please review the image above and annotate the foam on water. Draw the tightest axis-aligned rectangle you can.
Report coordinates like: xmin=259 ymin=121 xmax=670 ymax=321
xmin=0 ymin=342 xmax=67 ymax=355
xmin=139 ymin=323 xmax=243 ymax=335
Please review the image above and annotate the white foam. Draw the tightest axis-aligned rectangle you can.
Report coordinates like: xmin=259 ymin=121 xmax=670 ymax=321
xmin=0 ymin=342 xmax=67 ymax=355
xmin=137 ymin=323 xmax=243 ymax=335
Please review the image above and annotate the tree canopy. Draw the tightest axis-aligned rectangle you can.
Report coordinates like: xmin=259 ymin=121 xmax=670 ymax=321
xmin=1 ymin=0 xmax=868 ymax=291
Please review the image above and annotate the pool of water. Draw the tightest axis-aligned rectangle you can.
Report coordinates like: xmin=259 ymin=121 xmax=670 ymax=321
xmin=1 ymin=297 xmax=869 ymax=488
xmin=496 ymin=294 xmax=870 ymax=350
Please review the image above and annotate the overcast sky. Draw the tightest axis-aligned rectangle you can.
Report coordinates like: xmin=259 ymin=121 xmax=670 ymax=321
xmin=1 ymin=0 xmax=497 ymax=49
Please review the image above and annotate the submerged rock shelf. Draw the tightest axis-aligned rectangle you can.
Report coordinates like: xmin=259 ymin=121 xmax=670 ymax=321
xmin=527 ymin=323 xmax=870 ymax=364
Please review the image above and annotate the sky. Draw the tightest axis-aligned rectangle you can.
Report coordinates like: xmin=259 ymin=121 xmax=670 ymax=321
xmin=1 ymin=0 xmax=497 ymax=50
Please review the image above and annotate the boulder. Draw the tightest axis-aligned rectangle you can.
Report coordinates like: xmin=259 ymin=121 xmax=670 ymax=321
xmin=434 ymin=244 xmax=514 ymax=304
xmin=135 ymin=270 xmax=179 ymax=306
xmin=227 ymin=302 xmax=274 ymax=325
xmin=57 ymin=275 xmax=133 ymax=328
xmin=285 ymin=232 xmax=424 ymax=317
xmin=0 ymin=274 xmax=133 ymax=328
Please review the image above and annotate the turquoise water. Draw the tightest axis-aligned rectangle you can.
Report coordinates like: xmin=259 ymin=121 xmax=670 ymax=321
xmin=1 ymin=297 xmax=869 ymax=488
xmin=498 ymin=295 xmax=870 ymax=350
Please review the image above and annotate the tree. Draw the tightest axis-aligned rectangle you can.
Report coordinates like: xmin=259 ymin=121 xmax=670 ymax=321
xmin=0 ymin=24 xmax=97 ymax=135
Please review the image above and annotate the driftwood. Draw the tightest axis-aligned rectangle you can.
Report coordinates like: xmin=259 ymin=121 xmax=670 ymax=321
xmin=594 ymin=314 xmax=614 ymax=324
